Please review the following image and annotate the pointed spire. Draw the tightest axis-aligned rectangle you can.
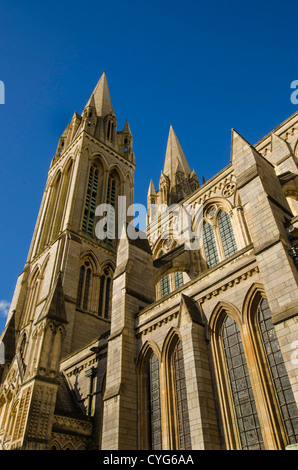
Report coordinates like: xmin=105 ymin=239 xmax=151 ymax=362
xmin=85 ymin=71 xmax=114 ymax=117
xmin=36 ymin=272 xmax=67 ymax=325
xmin=163 ymin=126 xmax=191 ymax=185
xmin=147 ymin=179 xmax=156 ymax=197
xmin=123 ymin=120 xmax=132 ymax=134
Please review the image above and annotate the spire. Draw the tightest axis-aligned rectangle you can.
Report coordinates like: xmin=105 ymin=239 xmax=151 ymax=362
xmin=84 ymin=71 xmax=114 ymax=117
xmin=163 ymin=126 xmax=191 ymax=185
xmin=123 ymin=120 xmax=132 ymax=134
xmin=147 ymin=179 xmax=156 ymax=197
xmin=36 ymin=272 xmax=67 ymax=325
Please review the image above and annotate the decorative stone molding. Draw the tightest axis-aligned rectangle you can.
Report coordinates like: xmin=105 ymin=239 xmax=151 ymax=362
xmin=53 ymin=414 xmax=92 ymax=436
xmin=137 ymin=266 xmax=259 ymax=337
xmin=222 ymin=181 xmax=236 ymax=198
xmin=137 ymin=311 xmax=179 ymax=337
xmin=200 ymin=266 xmax=259 ymax=304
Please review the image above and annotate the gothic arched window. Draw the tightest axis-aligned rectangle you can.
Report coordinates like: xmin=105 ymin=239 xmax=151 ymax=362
xmin=172 ymin=340 xmax=192 ymax=450
xmin=51 ymin=159 xmax=73 ymax=241
xmin=23 ymin=268 xmax=41 ymax=326
xmin=257 ymin=298 xmax=298 ymax=445
xmin=107 ymin=119 xmax=115 ymax=142
xmin=202 ymin=205 xmax=237 ymax=269
xmin=138 ymin=346 xmax=162 ymax=450
xmin=98 ymin=267 xmax=113 ymax=318
xmin=37 ymin=171 xmax=62 ymax=254
xmin=148 ymin=353 xmax=162 ymax=450
xmin=82 ymin=165 xmax=99 ymax=237
xmin=222 ymin=315 xmax=264 ymax=450
xmin=76 ymin=260 xmax=92 ymax=311
xmin=105 ymin=171 xmax=121 ymax=246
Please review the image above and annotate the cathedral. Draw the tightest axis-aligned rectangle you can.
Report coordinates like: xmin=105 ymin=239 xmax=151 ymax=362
xmin=0 ymin=72 xmax=298 ymax=450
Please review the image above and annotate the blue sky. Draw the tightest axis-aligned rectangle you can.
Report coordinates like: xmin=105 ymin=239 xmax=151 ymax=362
xmin=0 ymin=0 xmax=298 ymax=333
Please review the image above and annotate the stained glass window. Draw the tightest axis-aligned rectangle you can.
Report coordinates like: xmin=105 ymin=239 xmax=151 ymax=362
xmin=258 ymin=298 xmax=298 ymax=445
xmin=148 ymin=354 xmax=162 ymax=450
xmin=173 ymin=340 xmax=192 ymax=450
xmin=222 ymin=315 xmax=264 ymax=450
xmin=203 ymin=222 xmax=219 ymax=268
xmin=174 ymin=272 xmax=183 ymax=289
xmin=218 ymin=211 xmax=237 ymax=258
xmin=160 ymin=275 xmax=171 ymax=298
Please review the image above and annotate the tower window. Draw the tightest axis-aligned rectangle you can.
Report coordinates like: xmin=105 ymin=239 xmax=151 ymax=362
xmin=107 ymin=120 xmax=114 ymax=142
xmin=77 ymin=260 xmax=92 ymax=311
xmin=98 ymin=268 xmax=112 ymax=318
xmin=82 ymin=166 xmax=99 ymax=237
xmin=106 ymin=173 xmax=118 ymax=246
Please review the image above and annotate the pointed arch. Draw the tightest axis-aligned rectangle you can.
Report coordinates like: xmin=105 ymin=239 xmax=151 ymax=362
xmin=98 ymin=263 xmax=114 ymax=319
xmin=204 ymin=196 xmax=234 ymax=215
xmin=107 ymin=164 xmax=125 ymax=183
xmin=51 ymin=158 xmax=74 ymax=241
xmin=209 ymin=300 xmax=264 ymax=450
xmin=27 ymin=264 xmax=41 ymax=289
xmin=40 ymin=253 xmax=50 ymax=278
xmin=208 ymin=300 xmax=242 ymax=340
xmin=137 ymin=340 xmax=162 ymax=450
xmin=76 ymin=254 xmax=97 ymax=312
xmin=242 ymin=283 xmax=298 ymax=447
xmin=200 ymin=198 xmax=239 ymax=270
xmin=80 ymin=250 xmax=99 ymax=272
xmin=104 ymin=167 xmax=123 ymax=247
xmin=161 ymin=327 xmax=181 ymax=364
xmin=82 ymin=160 xmax=102 ymax=237
xmin=242 ymin=282 xmax=266 ymax=326
xmin=49 ymin=439 xmax=61 ymax=450
xmin=161 ymin=327 xmax=191 ymax=450
xmin=125 ymin=172 xmax=133 ymax=208
xmin=23 ymin=266 xmax=41 ymax=326
xmin=137 ymin=340 xmax=161 ymax=368
xmin=91 ymin=152 xmax=108 ymax=171
xmin=62 ymin=442 xmax=74 ymax=450
xmin=81 ymin=144 xmax=92 ymax=160
xmin=36 ymin=169 xmax=62 ymax=253
xmin=6 ymin=398 xmax=19 ymax=438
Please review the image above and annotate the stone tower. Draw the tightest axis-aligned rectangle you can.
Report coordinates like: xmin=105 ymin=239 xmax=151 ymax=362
xmin=0 ymin=72 xmax=135 ymax=449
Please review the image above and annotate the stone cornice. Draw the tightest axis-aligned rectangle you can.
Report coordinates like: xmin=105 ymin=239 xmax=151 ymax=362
xmin=136 ymin=262 xmax=259 ymax=337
